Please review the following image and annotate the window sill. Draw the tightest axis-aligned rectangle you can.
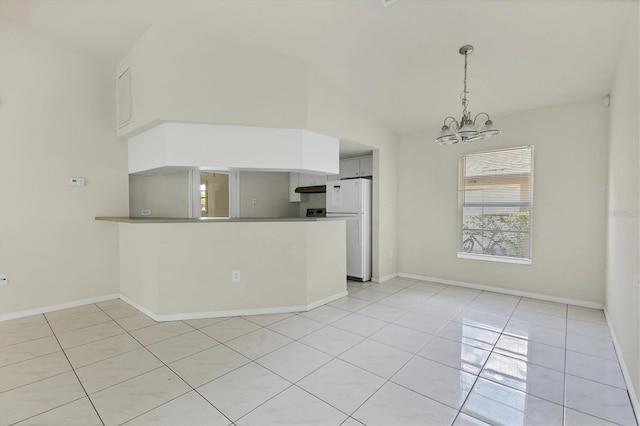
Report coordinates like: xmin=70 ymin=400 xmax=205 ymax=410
xmin=457 ymin=252 xmax=532 ymax=265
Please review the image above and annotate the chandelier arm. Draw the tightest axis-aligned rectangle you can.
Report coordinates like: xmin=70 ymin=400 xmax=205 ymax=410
xmin=443 ymin=116 xmax=460 ymax=130
xmin=436 ymin=45 xmax=495 ymax=145
xmin=472 ymin=112 xmax=491 ymax=125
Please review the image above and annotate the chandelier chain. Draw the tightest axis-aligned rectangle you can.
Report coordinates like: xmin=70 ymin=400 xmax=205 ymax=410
xmin=462 ymin=52 xmax=469 ymax=117
xmin=436 ymin=45 xmax=500 ymax=145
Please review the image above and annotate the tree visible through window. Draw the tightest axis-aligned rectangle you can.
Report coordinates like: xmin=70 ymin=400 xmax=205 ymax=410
xmin=459 ymin=147 xmax=533 ymax=262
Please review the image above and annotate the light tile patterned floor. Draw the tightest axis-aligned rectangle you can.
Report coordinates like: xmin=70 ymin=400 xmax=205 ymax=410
xmin=0 ymin=278 xmax=637 ymax=425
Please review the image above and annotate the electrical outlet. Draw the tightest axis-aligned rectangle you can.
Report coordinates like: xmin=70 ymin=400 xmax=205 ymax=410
xmin=251 ymin=197 xmax=257 ymax=205
xmin=390 ymin=249 xmax=394 ymax=259
xmin=0 ymin=274 xmax=8 ymax=286
xmin=232 ymin=270 xmax=241 ymax=282
xmin=68 ymin=177 xmax=86 ymax=186
xmin=140 ymin=209 xmax=151 ymax=216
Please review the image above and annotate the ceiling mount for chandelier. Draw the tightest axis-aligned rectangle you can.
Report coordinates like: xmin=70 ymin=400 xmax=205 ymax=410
xmin=436 ymin=45 xmax=500 ymax=145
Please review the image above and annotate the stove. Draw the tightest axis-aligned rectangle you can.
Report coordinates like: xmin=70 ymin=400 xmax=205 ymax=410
xmin=306 ymin=208 xmax=326 ymax=217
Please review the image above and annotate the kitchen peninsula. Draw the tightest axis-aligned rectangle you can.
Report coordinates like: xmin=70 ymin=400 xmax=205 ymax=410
xmin=97 ymin=217 xmax=347 ymax=321
xmin=105 ymin=118 xmax=348 ymax=320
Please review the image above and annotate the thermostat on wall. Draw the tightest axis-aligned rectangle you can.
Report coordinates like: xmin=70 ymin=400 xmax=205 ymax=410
xmin=69 ymin=177 xmax=86 ymax=186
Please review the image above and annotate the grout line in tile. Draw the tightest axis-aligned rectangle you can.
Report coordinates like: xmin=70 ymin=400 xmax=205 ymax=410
xmin=451 ymin=291 xmax=523 ymax=418
xmin=144 ymin=338 xmax=221 ymax=365
xmin=184 ymin=316 xmax=234 ymax=329
xmin=54 ymin=329 xmax=128 ymax=351
xmin=0 ymin=315 xmax=48 ymax=332
xmin=6 ymin=286 xmax=635 ymax=426
xmin=94 ymin=304 xmax=236 ymax=426
xmin=0 ymin=341 xmax=63 ymax=369
xmin=48 ymin=319 xmax=115 ymax=335
xmin=64 ymin=343 xmax=144 ymax=371
xmin=230 ymin=382 xmax=296 ymax=424
xmin=10 ymin=395 xmax=92 ymax=426
xmin=0 ymin=369 xmax=72 ymax=396
xmin=564 ymin=371 xmax=629 ymax=392
xmin=116 ymin=305 xmax=349 ymax=425
xmin=294 ymin=383 xmax=365 ymax=418
xmin=41 ymin=311 xmax=106 ymax=426
xmin=568 ymin=405 xmax=633 ymax=426
xmin=101 ymin=310 xmax=142 ymax=322
xmin=328 ymin=284 xmax=474 ymax=419
xmin=207 ymin=318 xmax=378 ymax=420
xmin=125 ymin=321 xmax=197 ymax=346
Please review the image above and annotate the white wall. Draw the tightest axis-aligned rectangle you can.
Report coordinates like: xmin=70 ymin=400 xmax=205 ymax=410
xmin=129 ymin=172 xmax=190 ymax=218
xmin=606 ymin=8 xmax=639 ymax=403
xmin=239 ymin=172 xmax=299 ymax=218
xmin=118 ymin=221 xmax=345 ymax=316
xmin=0 ymin=22 xmax=129 ymax=315
xmin=118 ymin=28 xmax=399 ymax=280
xmin=307 ymin=69 xmax=399 ymax=280
xmin=398 ymin=100 xmax=609 ymax=303
xmin=117 ymin=27 xmax=309 ymax=138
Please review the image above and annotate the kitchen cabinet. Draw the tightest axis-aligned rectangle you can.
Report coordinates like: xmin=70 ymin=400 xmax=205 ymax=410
xmin=289 ymin=173 xmax=310 ymax=202
xmin=359 ymin=156 xmax=373 ymax=177
xmin=298 ymin=173 xmax=327 ymax=187
xmin=339 ymin=156 xmax=373 ymax=179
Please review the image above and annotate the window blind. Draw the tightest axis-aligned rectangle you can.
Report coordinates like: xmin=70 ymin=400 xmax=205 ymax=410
xmin=459 ymin=146 xmax=533 ymax=261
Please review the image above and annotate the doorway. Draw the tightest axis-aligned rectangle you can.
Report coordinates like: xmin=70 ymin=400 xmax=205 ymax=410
xmin=199 ymin=172 xmax=230 ymax=218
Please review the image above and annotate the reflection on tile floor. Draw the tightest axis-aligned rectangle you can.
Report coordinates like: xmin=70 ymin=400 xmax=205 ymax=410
xmin=0 ymin=278 xmax=637 ymax=425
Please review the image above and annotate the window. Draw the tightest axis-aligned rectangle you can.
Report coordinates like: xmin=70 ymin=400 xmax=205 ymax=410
xmin=458 ymin=146 xmax=533 ymax=264
xmin=197 ymin=172 xmax=235 ymax=218
xmin=200 ymin=183 xmax=207 ymax=214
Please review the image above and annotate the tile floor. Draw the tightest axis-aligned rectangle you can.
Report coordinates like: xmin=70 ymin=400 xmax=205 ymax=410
xmin=0 ymin=278 xmax=637 ymax=426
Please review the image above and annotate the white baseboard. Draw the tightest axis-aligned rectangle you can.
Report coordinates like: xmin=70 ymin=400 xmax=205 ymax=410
xmin=0 ymin=289 xmax=349 ymax=324
xmin=0 ymin=293 xmax=120 ymax=322
xmin=372 ymin=273 xmax=398 ymax=283
xmin=306 ymin=291 xmax=349 ymax=310
xmin=397 ymin=272 xmax=604 ymax=309
xmin=604 ymin=308 xmax=640 ymax=421
xmin=118 ymin=294 xmax=163 ymax=321
xmin=119 ymin=290 xmax=349 ymax=322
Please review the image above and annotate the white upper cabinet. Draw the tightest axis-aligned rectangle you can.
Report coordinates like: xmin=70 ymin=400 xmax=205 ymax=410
xmin=339 ymin=159 xmax=360 ymax=180
xmin=289 ymin=173 xmax=310 ymax=202
xmin=298 ymin=173 xmax=327 ymax=187
xmin=339 ymin=156 xmax=373 ymax=179
xmin=359 ymin=156 xmax=373 ymax=177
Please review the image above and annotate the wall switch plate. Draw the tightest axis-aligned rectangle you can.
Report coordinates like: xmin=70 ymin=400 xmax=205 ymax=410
xmin=232 ymin=270 xmax=241 ymax=282
xmin=69 ymin=177 xmax=86 ymax=186
xmin=0 ymin=274 xmax=8 ymax=286
xmin=140 ymin=209 xmax=151 ymax=216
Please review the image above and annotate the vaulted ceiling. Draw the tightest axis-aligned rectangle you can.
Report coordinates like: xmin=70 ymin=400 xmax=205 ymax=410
xmin=1 ymin=0 xmax=634 ymax=136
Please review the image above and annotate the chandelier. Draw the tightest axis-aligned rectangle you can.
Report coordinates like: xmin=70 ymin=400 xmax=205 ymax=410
xmin=436 ymin=45 xmax=500 ymax=145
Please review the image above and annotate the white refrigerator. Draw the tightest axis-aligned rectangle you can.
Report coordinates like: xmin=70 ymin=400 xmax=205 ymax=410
xmin=325 ymin=179 xmax=372 ymax=282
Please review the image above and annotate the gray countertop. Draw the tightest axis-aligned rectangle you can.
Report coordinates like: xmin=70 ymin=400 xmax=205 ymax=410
xmin=95 ymin=216 xmax=351 ymax=224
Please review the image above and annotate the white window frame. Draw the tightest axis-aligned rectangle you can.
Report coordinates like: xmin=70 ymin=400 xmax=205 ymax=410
xmin=457 ymin=146 xmax=534 ymax=265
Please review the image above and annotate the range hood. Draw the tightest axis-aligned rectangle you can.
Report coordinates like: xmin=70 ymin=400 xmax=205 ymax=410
xmin=295 ymin=185 xmax=326 ymax=194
